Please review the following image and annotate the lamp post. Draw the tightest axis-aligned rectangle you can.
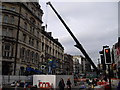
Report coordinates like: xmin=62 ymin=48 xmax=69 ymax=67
xmin=14 ymin=3 xmax=21 ymax=75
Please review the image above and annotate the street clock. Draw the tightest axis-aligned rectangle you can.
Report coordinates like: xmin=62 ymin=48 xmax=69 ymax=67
xmin=41 ymin=65 xmax=46 ymax=70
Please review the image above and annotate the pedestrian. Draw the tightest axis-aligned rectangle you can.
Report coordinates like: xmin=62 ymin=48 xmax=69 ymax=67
xmin=117 ymin=80 xmax=120 ymax=90
xmin=66 ymin=78 xmax=72 ymax=90
xmin=103 ymin=76 xmax=108 ymax=82
xmin=94 ymin=78 xmax=98 ymax=86
xmin=58 ymin=78 xmax=65 ymax=90
xmin=50 ymin=83 xmax=53 ymax=90
xmin=92 ymin=79 xmax=95 ymax=85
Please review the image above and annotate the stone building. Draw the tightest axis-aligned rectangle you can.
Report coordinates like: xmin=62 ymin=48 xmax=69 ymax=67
xmin=81 ymin=57 xmax=91 ymax=73
xmin=63 ymin=54 xmax=73 ymax=75
xmin=73 ymin=55 xmax=91 ymax=74
xmin=1 ymin=2 xmax=64 ymax=75
xmin=73 ymin=55 xmax=81 ymax=74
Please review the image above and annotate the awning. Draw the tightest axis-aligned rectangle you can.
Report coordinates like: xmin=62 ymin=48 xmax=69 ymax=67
xmin=34 ymin=69 xmax=42 ymax=73
xmin=26 ymin=67 xmax=32 ymax=72
xmin=26 ymin=67 xmax=41 ymax=74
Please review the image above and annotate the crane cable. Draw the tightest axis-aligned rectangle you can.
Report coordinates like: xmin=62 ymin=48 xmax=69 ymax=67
xmin=45 ymin=2 xmax=48 ymax=31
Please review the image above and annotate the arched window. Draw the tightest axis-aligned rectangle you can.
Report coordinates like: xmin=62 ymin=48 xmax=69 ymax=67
xmin=10 ymin=16 xmax=14 ymax=24
xmin=3 ymin=15 xmax=8 ymax=23
xmin=31 ymin=51 xmax=34 ymax=63
xmin=24 ymin=22 xmax=27 ymax=30
xmin=35 ymin=53 xmax=39 ymax=63
xmin=26 ymin=49 xmax=30 ymax=62
xmin=36 ymin=40 xmax=39 ymax=49
xmin=2 ymin=27 xmax=13 ymax=37
xmin=41 ymin=54 xmax=44 ymax=62
xmin=20 ymin=47 xmax=25 ymax=61
xmin=23 ymin=33 xmax=26 ymax=42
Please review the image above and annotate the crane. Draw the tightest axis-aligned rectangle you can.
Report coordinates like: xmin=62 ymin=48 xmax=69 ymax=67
xmin=46 ymin=2 xmax=99 ymax=74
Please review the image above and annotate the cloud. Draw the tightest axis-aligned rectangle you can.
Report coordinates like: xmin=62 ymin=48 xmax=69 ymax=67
xmin=39 ymin=0 xmax=119 ymax=3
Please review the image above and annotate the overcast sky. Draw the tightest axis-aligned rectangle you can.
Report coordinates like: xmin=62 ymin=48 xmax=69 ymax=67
xmin=39 ymin=0 xmax=118 ymax=65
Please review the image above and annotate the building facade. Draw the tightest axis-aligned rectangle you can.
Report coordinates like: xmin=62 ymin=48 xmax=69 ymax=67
xmin=73 ymin=55 xmax=81 ymax=74
xmin=80 ymin=55 xmax=91 ymax=74
xmin=1 ymin=2 xmax=64 ymax=75
xmin=63 ymin=54 xmax=73 ymax=75
xmin=72 ymin=55 xmax=91 ymax=75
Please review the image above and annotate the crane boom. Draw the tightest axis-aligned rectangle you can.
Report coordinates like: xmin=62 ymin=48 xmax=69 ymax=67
xmin=46 ymin=2 xmax=99 ymax=73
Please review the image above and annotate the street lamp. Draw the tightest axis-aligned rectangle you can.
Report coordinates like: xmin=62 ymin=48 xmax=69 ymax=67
xmin=98 ymin=58 xmax=100 ymax=69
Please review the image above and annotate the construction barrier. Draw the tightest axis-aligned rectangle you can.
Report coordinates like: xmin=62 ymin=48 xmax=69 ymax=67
xmin=97 ymin=81 xmax=109 ymax=85
xmin=39 ymin=82 xmax=43 ymax=88
xmin=45 ymin=82 xmax=51 ymax=88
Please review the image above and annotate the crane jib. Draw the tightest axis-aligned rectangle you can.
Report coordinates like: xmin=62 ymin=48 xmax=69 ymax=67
xmin=46 ymin=2 xmax=99 ymax=74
